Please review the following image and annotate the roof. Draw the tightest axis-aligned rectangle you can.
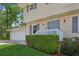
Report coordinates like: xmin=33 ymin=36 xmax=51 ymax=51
xmin=7 ymin=26 xmax=26 ymax=32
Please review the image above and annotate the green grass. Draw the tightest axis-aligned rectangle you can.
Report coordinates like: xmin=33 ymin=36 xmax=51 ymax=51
xmin=0 ymin=44 xmax=48 ymax=56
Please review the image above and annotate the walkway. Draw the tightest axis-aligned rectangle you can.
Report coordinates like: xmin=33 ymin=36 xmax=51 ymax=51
xmin=0 ymin=40 xmax=26 ymax=45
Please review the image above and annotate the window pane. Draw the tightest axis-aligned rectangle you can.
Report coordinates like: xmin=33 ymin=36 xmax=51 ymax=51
xmin=47 ymin=20 xmax=60 ymax=29
xmin=34 ymin=3 xmax=37 ymax=9
xmin=33 ymin=24 xmax=40 ymax=34
xmin=30 ymin=4 xmax=33 ymax=10
xmin=72 ymin=16 xmax=78 ymax=33
xmin=27 ymin=3 xmax=37 ymax=12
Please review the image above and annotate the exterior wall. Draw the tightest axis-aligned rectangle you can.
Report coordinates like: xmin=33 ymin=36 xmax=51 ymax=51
xmin=23 ymin=3 xmax=79 ymax=23
xmin=22 ymin=3 xmax=79 ymax=38
xmin=60 ymin=14 xmax=79 ymax=38
xmin=25 ymin=24 xmax=30 ymax=35
xmin=26 ymin=13 xmax=79 ymax=38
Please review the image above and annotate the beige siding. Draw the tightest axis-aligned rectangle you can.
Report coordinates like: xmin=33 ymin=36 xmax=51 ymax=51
xmin=25 ymin=13 xmax=79 ymax=38
xmin=22 ymin=3 xmax=79 ymax=38
xmin=23 ymin=3 xmax=79 ymax=23
xmin=25 ymin=24 xmax=30 ymax=35
xmin=58 ymin=14 xmax=78 ymax=37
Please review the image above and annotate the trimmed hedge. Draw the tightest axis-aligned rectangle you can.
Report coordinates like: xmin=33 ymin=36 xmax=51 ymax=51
xmin=26 ymin=35 xmax=59 ymax=54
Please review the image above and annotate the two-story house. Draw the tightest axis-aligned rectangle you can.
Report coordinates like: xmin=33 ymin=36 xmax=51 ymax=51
xmin=10 ymin=3 xmax=79 ymax=41
xmin=24 ymin=3 xmax=79 ymax=38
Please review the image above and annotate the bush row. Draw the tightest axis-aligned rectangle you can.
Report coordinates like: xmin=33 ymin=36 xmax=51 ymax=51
xmin=26 ymin=35 xmax=79 ymax=55
xmin=26 ymin=35 xmax=59 ymax=54
xmin=60 ymin=38 xmax=79 ymax=56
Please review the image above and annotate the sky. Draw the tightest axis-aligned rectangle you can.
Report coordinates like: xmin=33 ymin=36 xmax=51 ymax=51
xmin=0 ymin=4 xmax=4 ymax=10
xmin=0 ymin=3 xmax=16 ymax=10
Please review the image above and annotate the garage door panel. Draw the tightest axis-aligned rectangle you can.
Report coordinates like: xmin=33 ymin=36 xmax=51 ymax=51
xmin=10 ymin=31 xmax=25 ymax=41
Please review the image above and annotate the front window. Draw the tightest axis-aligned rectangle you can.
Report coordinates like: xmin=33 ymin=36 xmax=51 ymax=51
xmin=33 ymin=24 xmax=40 ymax=34
xmin=72 ymin=16 xmax=78 ymax=33
xmin=47 ymin=20 xmax=60 ymax=29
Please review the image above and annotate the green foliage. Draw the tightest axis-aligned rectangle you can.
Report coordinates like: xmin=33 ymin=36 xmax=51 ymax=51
xmin=1 ymin=3 xmax=23 ymax=28
xmin=0 ymin=31 xmax=10 ymax=40
xmin=26 ymin=35 xmax=59 ymax=54
xmin=60 ymin=38 xmax=79 ymax=56
xmin=0 ymin=3 xmax=23 ymax=40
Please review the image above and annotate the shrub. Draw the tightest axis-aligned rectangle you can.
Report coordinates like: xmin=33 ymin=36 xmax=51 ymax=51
xmin=60 ymin=38 xmax=79 ymax=56
xmin=26 ymin=35 xmax=59 ymax=54
xmin=0 ymin=31 xmax=10 ymax=40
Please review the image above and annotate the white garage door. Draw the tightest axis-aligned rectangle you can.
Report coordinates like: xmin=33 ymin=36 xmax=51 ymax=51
xmin=10 ymin=31 xmax=25 ymax=41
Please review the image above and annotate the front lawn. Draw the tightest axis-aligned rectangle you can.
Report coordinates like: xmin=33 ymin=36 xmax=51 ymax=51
xmin=0 ymin=44 xmax=48 ymax=56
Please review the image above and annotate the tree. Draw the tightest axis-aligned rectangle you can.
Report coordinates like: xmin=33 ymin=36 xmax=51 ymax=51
xmin=1 ymin=3 xmax=23 ymax=29
xmin=0 ymin=3 xmax=23 ymax=39
xmin=0 ymin=11 xmax=9 ymax=39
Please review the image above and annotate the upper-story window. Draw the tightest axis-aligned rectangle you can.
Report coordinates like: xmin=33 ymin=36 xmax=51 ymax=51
xmin=45 ymin=3 xmax=49 ymax=5
xmin=27 ymin=3 xmax=37 ymax=13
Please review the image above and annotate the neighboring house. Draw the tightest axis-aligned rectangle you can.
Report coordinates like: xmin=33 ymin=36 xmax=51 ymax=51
xmin=9 ymin=26 xmax=26 ymax=41
xmin=10 ymin=3 xmax=79 ymax=41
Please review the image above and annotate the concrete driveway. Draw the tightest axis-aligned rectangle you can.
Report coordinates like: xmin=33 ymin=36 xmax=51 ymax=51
xmin=0 ymin=40 xmax=10 ymax=45
xmin=0 ymin=40 xmax=26 ymax=45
